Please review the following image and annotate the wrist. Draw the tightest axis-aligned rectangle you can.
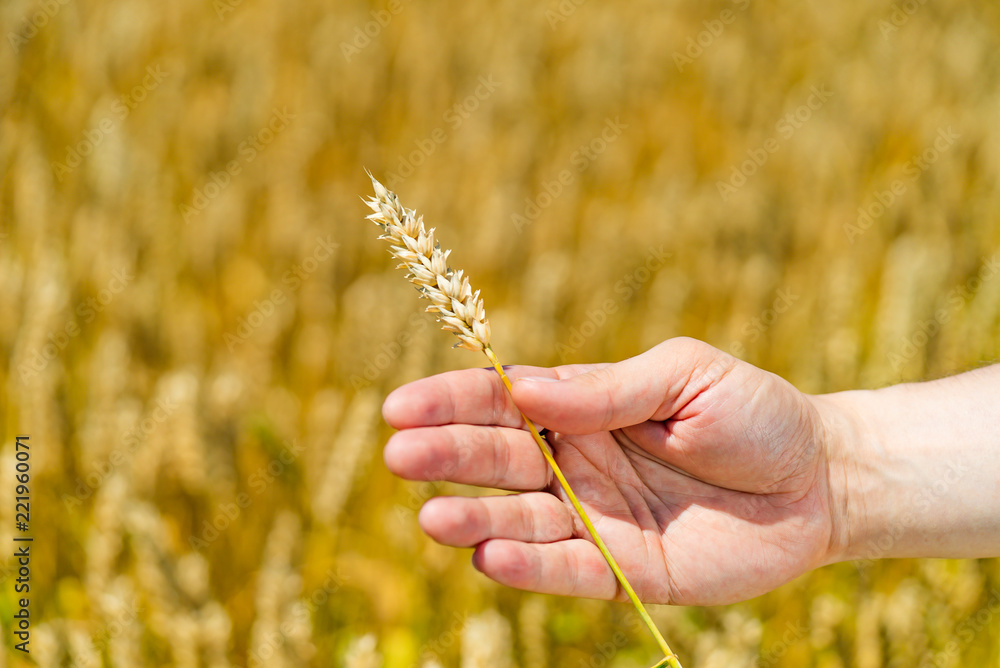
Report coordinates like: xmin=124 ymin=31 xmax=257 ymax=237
xmin=810 ymin=372 xmax=1000 ymax=563
xmin=807 ymin=390 xmax=882 ymax=565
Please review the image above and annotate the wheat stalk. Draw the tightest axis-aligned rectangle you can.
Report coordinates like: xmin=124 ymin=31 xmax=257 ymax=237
xmin=364 ymin=171 xmax=683 ymax=668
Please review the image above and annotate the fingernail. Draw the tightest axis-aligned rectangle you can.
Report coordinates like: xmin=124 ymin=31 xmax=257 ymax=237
xmin=516 ymin=376 xmax=559 ymax=383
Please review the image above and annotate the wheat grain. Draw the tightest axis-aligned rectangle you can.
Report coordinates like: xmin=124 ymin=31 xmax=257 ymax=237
xmin=31 ymin=623 xmax=61 ymax=668
xmin=200 ymin=601 xmax=234 ymax=668
xmin=364 ymin=171 xmax=491 ymax=352
xmin=249 ymin=511 xmax=316 ymax=667
xmin=10 ymin=0 xmax=1000 ymax=662
xmin=461 ymin=609 xmax=514 ymax=668
xmin=66 ymin=621 xmax=101 ymax=668
xmin=104 ymin=578 xmax=144 ymax=668
xmin=344 ymin=634 xmax=382 ymax=668
xmin=312 ymin=389 xmax=380 ymax=525
xmin=305 ymin=388 xmax=346 ymax=489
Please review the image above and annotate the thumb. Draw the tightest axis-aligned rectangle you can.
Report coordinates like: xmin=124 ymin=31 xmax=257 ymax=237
xmin=510 ymin=337 xmax=729 ymax=434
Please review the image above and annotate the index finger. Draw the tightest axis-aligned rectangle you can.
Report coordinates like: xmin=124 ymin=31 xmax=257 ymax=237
xmin=382 ymin=363 xmax=605 ymax=429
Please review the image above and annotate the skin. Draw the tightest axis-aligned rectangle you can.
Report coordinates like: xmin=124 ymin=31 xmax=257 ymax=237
xmin=382 ymin=337 xmax=1000 ymax=606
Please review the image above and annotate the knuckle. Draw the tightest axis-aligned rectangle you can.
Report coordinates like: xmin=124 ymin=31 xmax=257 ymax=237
xmin=489 ymin=427 xmax=511 ymax=486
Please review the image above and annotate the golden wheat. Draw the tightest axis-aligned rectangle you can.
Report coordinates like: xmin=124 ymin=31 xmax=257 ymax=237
xmin=6 ymin=0 xmax=1000 ymax=664
xmin=461 ymin=609 xmax=514 ymax=668
xmin=517 ymin=595 xmax=549 ymax=668
xmin=366 ymin=174 xmax=683 ymax=668
xmin=344 ymin=634 xmax=381 ymax=668
xmin=364 ymin=172 xmax=492 ymax=352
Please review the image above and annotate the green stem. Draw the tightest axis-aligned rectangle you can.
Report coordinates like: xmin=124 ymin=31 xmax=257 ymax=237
xmin=483 ymin=346 xmax=683 ymax=668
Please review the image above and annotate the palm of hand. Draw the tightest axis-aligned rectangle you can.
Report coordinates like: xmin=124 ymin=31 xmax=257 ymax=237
xmin=383 ymin=339 xmax=834 ymax=606
xmin=538 ymin=359 xmax=832 ymax=605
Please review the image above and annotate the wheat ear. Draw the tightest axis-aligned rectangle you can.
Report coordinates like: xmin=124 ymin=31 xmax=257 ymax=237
xmin=364 ymin=171 xmax=682 ymax=668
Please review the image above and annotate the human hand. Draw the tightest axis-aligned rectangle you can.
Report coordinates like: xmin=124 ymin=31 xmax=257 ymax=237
xmin=382 ymin=337 xmax=840 ymax=605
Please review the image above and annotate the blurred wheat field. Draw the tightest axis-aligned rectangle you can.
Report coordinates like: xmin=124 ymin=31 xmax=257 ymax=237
xmin=1 ymin=0 xmax=1000 ymax=665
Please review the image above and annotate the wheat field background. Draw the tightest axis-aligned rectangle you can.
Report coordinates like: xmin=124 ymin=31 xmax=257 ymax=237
xmin=1 ymin=0 xmax=1000 ymax=665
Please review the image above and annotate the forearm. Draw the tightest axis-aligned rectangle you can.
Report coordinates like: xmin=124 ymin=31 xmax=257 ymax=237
xmin=813 ymin=364 xmax=1000 ymax=563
